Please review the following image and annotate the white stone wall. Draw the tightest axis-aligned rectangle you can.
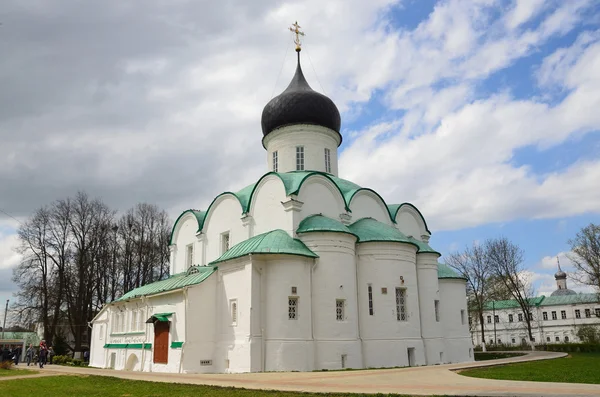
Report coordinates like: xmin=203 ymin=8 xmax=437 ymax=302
xmin=395 ymin=207 xmax=428 ymax=240
xmin=300 ymin=232 xmax=362 ymax=370
xmin=296 ymin=177 xmax=346 ymax=228
xmin=182 ymin=274 xmax=217 ymax=373
xmin=439 ymin=279 xmax=473 ymax=363
xmin=250 ymin=175 xmax=293 ymax=236
xmin=263 ymin=125 xmax=340 ymax=176
xmin=416 ymin=253 xmax=444 ymax=365
xmin=349 ymin=191 xmax=392 ymax=225
xmin=259 ymin=255 xmax=314 ymax=372
xmin=357 ymin=242 xmax=426 ymax=368
xmin=203 ymin=195 xmax=246 ymax=265
xmin=473 ymin=301 xmax=600 ymax=346
xmin=171 ymin=214 xmax=201 ymax=274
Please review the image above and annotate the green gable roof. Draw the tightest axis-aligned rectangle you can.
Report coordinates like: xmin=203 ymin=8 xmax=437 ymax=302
xmin=210 ymin=229 xmax=318 ymax=265
xmin=387 ymin=203 xmax=431 ymax=234
xmin=297 ymin=214 xmax=357 ymax=237
xmin=116 ymin=265 xmax=216 ymax=302
xmin=437 ymin=263 xmax=467 ymax=280
xmin=483 ymin=296 xmax=545 ymax=310
xmin=538 ymin=293 xmax=599 ymax=307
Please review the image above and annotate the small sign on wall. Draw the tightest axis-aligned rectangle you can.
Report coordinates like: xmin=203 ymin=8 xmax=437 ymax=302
xmin=291 ymin=286 xmax=297 ymax=294
xmin=381 ymin=287 xmax=387 ymax=294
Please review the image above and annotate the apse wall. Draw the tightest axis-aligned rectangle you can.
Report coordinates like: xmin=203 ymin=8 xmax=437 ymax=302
xmin=299 ymin=231 xmax=362 ymax=370
xmin=439 ymin=279 xmax=473 ymax=363
xmin=349 ymin=192 xmax=391 ymax=225
xmin=250 ymin=175 xmax=292 ymax=236
xmin=356 ymin=241 xmax=426 ymax=368
xmin=416 ymin=253 xmax=444 ymax=365
xmin=259 ymin=255 xmax=314 ymax=372
xmin=296 ymin=177 xmax=346 ymax=229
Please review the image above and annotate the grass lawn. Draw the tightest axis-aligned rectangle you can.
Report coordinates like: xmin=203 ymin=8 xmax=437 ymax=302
xmin=0 ymin=375 xmax=447 ymax=397
xmin=0 ymin=367 xmax=39 ymax=377
xmin=461 ymin=352 xmax=600 ymax=384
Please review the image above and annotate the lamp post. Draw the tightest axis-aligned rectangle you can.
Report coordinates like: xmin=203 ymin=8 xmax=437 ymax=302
xmin=2 ymin=299 xmax=8 ymax=341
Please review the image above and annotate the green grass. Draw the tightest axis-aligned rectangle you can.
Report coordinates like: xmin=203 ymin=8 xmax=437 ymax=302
xmin=474 ymin=352 xmax=525 ymax=361
xmin=0 ymin=367 xmax=39 ymax=377
xmin=461 ymin=352 xmax=600 ymax=384
xmin=0 ymin=375 xmax=446 ymax=397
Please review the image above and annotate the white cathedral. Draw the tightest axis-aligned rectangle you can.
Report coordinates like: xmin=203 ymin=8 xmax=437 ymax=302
xmin=89 ymin=30 xmax=473 ymax=373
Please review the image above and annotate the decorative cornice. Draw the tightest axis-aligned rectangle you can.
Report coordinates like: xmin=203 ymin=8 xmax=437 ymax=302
xmin=281 ymin=198 xmax=304 ymax=212
xmin=339 ymin=213 xmax=352 ymax=225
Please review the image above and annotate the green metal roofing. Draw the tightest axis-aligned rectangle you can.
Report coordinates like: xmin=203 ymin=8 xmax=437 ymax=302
xmin=387 ymin=203 xmax=432 ymax=234
xmin=349 ymin=217 xmax=418 ymax=247
xmin=437 ymin=263 xmax=467 ymax=280
xmin=538 ymin=293 xmax=599 ymax=306
xmin=116 ymin=265 xmax=216 ymax=301
xmin=0 ymin=332 xmax=39 ymax=345
xmin=104 ymin=343 xmax=152 ymax=350
xmin=147 ymin=312 xmax=174 ymax=323
xmin=409 ymin=237 xmax=441 ymax=255
xmin=170 ymin=171 xmax=430 ymax=244
xmin=297 ymin=214 xmax=357 ymax=237
xmin=210 ymin=229 xmax=318 ymax=265
xmin=483 ymin=296 xmax=545 ymax=310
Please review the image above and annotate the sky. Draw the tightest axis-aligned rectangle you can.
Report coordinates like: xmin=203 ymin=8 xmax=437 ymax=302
xmin=1 ymin=0 xmax=600 ymax=322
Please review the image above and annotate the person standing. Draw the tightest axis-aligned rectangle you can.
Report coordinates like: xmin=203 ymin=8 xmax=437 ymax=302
xmin=48 ymin=347 xmax=55 ymax=364
xmin=38 ymin=340 xmax=47 ymax=369
xmin=26 ymin=344 xmax=35 ymax=366
xmin=13 ymin=346 xmax=21 ymax=365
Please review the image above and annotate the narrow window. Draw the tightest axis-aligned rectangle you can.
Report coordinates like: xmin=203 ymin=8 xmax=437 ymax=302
xmin=565 ymin=336 xmax=569 ymax=342
xmin=511 ymin=338 xmax=515 ymax=344
xmin=561 ymin=310 xmax=567 ymax=319
xmin=288 ymin=297 xmax=298 ymax=320
xmin=528 ymin=312 xmax=533 ymax=321
xmin=546 ymin=336 xmax=550 ymax=342
xmin=595 ymin=308 xmax=600 ymax=317
xmin=221 ymin=232 xmax=230 ymax=254
xmin=434 ymin=300 xmax=440 ymax=322
xmin=542 ymin=312 xmax=548 ymax=321
xmin=551 ymin=311 xmax=557 ymax=320
xmin=367 ymin=285 xmax=374 ymax=315
xmin=468 ymin=317 xmax=472 ymax=326
xmin=186 ymin=244 xmax=194 ymax=268
xmin=518 ymin=313 xmax=523 ymax=322
xmin=336 ymin=299 xmax=345 ymax=321
xmin=137 ymin=309 xmax=144 ymax=331
xmin=575 ymin=309 xmax=581 ymax=319
xmin=497 ymin=339 xmax=501 ymax=344
xmin=341 ymin=354 xmax=347 ymax=369
xmin=131 ymin=310 xmax=137 ymax=332
xmin=230 ymin=300 xmax=238 ymax=326
xmin=461 ymin=309 xmax=466 ymax=325
xmin=531 ymin=337 xmax=535 ymax=343
xmin=324 ymin=148 xmax=331 ymax=173
xmin=508 ymin=314 xmax=513 ymax=322
xmin=585 ymin=309 xmax=591 ymax=318
xmin=494 ymin=315 xmax=499 ymax=323
xmin=396 ymin=288 xmax=407 ymax=321
xmin=296 ymin=146 xmax=304 ymax=171
xmin=99 ymin=325 xmax=104 ymax=340
xmin=487 ymin=315 xmax=491 ymax=324
xmin=555 ymin=336 xmax=560 ymax=342
xmin=272 ymin=151 xmax=278 ymax=172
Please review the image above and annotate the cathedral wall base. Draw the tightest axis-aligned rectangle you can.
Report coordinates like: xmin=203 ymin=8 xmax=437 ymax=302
xmin=362 ymin=338 xmax=426 ymax=368
xmin=313 ymin=339 xmax=362 ymax=370
xmin=264 ymin=339 xmax=314 ymax=372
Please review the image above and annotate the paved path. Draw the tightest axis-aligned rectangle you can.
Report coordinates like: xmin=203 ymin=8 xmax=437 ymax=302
xmin=9 ymin=351 xmax=600 ymax=396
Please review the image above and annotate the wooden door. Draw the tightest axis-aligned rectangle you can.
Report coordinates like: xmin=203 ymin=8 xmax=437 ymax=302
xmin=153 ymin=322 xmax=169 ymax=364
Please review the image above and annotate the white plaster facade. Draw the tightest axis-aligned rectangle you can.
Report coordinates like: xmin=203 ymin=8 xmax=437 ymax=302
xmin=471 ymin=273 xmax=600 ymax=347
xmin=90 ymin=49 xmax=473 ymax=374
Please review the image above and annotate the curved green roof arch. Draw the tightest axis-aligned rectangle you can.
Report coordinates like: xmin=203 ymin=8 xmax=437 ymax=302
xmin=437 ymin=263 xmax=467 ymax=280
xmin=168 ymin=209 xmax=206 ymax=245
xmin=349 ymin=217 xmax=419 ymax=249
xmin=387 ymin=203 xmax=431 ymax=234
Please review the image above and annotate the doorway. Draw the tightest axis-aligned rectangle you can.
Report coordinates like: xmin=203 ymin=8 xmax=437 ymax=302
xmin=153 ymin=321 xmax=170 ymax=364
xmin=407 ymin=348 xmax=415 ymax=367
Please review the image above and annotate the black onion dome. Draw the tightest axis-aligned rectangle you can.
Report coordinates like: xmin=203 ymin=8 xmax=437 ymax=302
xmin=261 ymin=53 xmax=341 ymax=141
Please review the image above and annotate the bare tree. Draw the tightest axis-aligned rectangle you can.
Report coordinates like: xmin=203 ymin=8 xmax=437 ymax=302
xmin=446 ymin=243 xmax=491 ymax=348
xmin=567 ymin=223 xmax=600 ymax=292
xmin=486 ymin=237 xmax=537 ymax=347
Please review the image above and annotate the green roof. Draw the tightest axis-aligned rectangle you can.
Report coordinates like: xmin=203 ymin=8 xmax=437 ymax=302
xmin=210 ymin=229 xmax=318 ymax=265
xmin=484 ymin=296 xmax=545 ymax=310
xmin=0 ymin=332 xmax=39 ymax=344
xmin=116 ymin=265 xmax=216 ymax=301
xmin=409 ymin=237 xmax=441 ymax=255
xmin=387 ymin=203 xmax=431 ymax=234
xmin=171 ymin=172 xmax=435 ymax=244
xmin=538 ymin=293 xmax=599 ymax=306
xmin=438 ymin=263 xmax=467 ymax=280
xmin=297 ymin=214 xmax=357 ymax=237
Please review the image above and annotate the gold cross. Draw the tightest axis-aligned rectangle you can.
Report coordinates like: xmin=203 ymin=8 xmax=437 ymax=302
xmin=289 ymin=21 xmax=305 ymax=51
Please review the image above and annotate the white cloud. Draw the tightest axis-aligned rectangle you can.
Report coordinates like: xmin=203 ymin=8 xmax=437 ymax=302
xmin=0 ymin=220 xmax=22 ymax=270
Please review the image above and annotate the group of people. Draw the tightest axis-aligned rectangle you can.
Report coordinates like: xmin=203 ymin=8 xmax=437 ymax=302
xmin=1 ymin=341 xmax=55 ymax=368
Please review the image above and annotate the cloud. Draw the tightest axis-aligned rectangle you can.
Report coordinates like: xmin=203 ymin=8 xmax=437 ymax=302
xmin=538 ymin=251 xmax=574 ymax=270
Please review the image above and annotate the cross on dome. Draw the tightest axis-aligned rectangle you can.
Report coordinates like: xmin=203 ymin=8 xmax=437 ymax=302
xmin=289 ymin=21 xmax=305 ymax=52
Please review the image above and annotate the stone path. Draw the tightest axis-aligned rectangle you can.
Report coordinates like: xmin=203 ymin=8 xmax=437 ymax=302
xmin=7 ymin=351 xmax=600 ymax=396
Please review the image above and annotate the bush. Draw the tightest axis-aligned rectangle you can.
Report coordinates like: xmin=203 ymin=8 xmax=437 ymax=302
xmin=0 ymin=360 xmax=14 ymax=370
xmin=577 ymin=325 xmax=600 ymax=344
xmin=540 ymin=343 xmax=600 ymax=353
xmin=71 ymin=358 xmax=83 ymax=366
xmin=52 ymin=355 xmax=71 ymax=365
